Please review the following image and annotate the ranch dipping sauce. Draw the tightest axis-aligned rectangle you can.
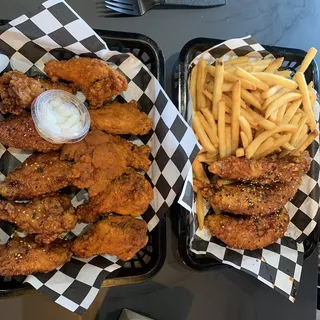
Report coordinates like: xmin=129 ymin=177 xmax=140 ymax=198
xmin=32 ymin=90 xmax=90 ymax=144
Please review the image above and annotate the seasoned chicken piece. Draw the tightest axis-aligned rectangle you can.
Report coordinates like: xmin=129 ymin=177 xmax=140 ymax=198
xmin=77 ymin=169 xmax=153 ymax=222
xmin=0 ymin=113 xmax=62 ymax=152
xmin=44 ymin=57 xmax=128 ymax=108
xmin=205 ymin=208 xmax=289 ymax=250
xmin=209 ymin=151 xmax=311 ymax=184
xmin=0 ymin=236 xmax=72 ymax=276
xmin=0 ymin=152 xmax=73 ymax=200
xmin=61 ymin=130 xmax=151 ymax=196
xmin=89 ymin=100 xmax=152 ymax=135
xmin=195 ymin=179 xmax=300 ymax=216
xmin=0 ymin=195 xmax=77 ymax=244
xmin=0 ymin=71 xmax=75 ymax=115
xmin=71 ymin=215 xmax=148 ymax=261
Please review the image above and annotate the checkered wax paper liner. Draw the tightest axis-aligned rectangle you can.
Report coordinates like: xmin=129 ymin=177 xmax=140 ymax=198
xmin=0 ymin=0 xmax=199 ymax=315
xmin=178 ymin=36 xmax=320 ymax=302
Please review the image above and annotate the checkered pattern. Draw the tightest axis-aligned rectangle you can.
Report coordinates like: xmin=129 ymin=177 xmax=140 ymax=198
xmin=0 ymin=0 xmax=199 ymax=315
xmin=178 ymin=36 xmax=320 ymax=302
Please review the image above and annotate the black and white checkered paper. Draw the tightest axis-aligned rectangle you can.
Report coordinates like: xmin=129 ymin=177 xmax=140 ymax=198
xmin=0 ymin=0 xmax=199 ymax=314
xmin=178 ymin=36 xmax=320 ymax=302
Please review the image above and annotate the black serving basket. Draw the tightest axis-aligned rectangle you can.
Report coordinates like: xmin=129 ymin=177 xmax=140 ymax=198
xmin=0 ymin=21 xmax=166 ymax=296
xmin=176 ymin=37 xmax=320 ymax=271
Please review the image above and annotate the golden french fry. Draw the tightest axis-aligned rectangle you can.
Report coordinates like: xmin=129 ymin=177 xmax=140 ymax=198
xmin=243 ymin=107 xmax=276 ymax=130
xmin=293 ymin=124 xmax=308 ymax=148
xmin=239 ymin=115 xmax=253 ymax=142
xmin=240 ymin=131 xmax=249 ymax=148
xmin=196 ymin=191 xmax=205 ymax=230
xmin=240 ymin=108 xmax=259 ymax=127
xmin=236 ymin=148 xmax=245 ymax=157
xmin=269 ymin=109 xmax=278 ymax=123
xmin=224 ymin=56 xmax=249 ymax=66
xmin=212 ymin=59 xmax=224 ymax=119
xmin=197 ymin=111 xmax=220 ymax=148
xmin=295 ymin=72 xmax=316 ymax=131
xmin=231 ymin=81 xmax=241 ymax=153
xmin=203 ymin=90 xmax=213 ymax=101
xmin=257 ymin=134 xmax=291 ymax=158
xmin=190 ymin=65 xmax=198 ymax=112
xmin=294 ymin=130 xmax=318 ymax=153
xmin=218 ymin=99 xmax=227 ymax=158
xmin=276 ymin=103 xmax=287 ymax=124
xmin=265 ymin=92 xmax=302 ymax=118
xmin=196 ymin=60 xmax=207 ymax=110
xmin=235 ymin=67 xmax=269 ymax=91
xmin=282 ymin=99 xmax=302 ymax=124
xmin=241 ymin=87 xmax=262 ymax=109
xmin=290 ymin=115 xmax=308 ymax=146
xmin=193 ymin=114 xmax=216 ymax=153
xmin=222 ymin=82 xmax=234 ymax=92
xmin=204 ymin=81 xmax=214 ymax=92
xmin=261 ymin=85 xmax=282 ymax=100
xmin=296 ymin=47 xmax=317 ymax=74
xmin=225 ymin=126 xmax=232 ymax=157
xmin=193 ymin=157 xmax=210 ymax=183
xmin=253 ymin=137 xmax=275 ymax=158
xmin=201 ymin=108 xmax=219 ymax=147
xmin=206 ymin=97 xmax=211 ymax=109
xmin=253 ymin=72 xmax=298 ymax=90
xmin=265 ymin=57 xmax=284 ymax=73
xmin=276 ymin=70 xmax=292 ymax=78
xmin=245 ymin=124 xmax=298 ymax=159
xmin=251 ymin=90 xmax=263 ymax=103
xmin=263 ymin=87 xmax=291 ymax=109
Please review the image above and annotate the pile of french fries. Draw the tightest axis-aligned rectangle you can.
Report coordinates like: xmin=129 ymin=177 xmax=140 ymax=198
xmin=190 ymin=48 xmax=319 ymax=229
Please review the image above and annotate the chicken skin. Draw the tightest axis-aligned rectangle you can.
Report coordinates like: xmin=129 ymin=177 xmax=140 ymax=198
xmin=209 ymin=151 xmax=311 ymax=184
xmin=71 ymin=215 xmax=148 ymax=261
xmin=76 ymin=169 xmax=153 ymax=222
xmin=89 ymin=100 xmax=152 ymax=135
xmin=0 ymin=71 xmax=75 ymax=115
xmin=0 ymin=195 xmax=77 ymax=244
xmin=0 ymin=113 xmax=62 ymax=152
xmin=0 ymin=236 xmax=72 ymax=276
xmin=61 ymin=130 xmax=151 ymax=196
xmin=44 ymin=57 xmax=128 ymax=108
xmin=205 ymin=208 xmax=289 ymax=250
xmin=0 ymin=152 xmax=73 ymax=200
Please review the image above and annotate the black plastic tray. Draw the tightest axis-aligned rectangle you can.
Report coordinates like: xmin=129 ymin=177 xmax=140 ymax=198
xmin=0 ymin=21 xmax=166 ymax=296
xmin=177 ymin=37 xmax=320 ymax=271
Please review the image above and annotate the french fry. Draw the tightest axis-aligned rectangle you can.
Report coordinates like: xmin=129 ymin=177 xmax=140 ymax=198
xmin=203 ymin=90 xmax=213 ymax=101
xmin=310 ymin=91 xmax=317 ymax=107
xmin=240 ymin=108 xmax=259 ymax=127
xmin=263 ymin=87 xmax=291 ymax=109
xmin=276 ymin=70 xmax=292 ymax=78
xmin=196 ymin=191 xmax=205 ymax=230
xmin=256 ymin=134 xmax=291 ymax=158
xmin=190 ymin=65 xmax=198 ymax=112
xmin=222 ymin=82 xmax=234 ymax=92
xmin=192 ymin=114 xmax=216 ymax=153
xmin=239 ymin=115 xmax=253 ymax=142
xmin=251 ymin=90 xmax=262 ymax=103
xmin=290 ymin=115 xmax=308 ymax=146
xmin=295 ymin=72 xmax=316 ymax=131
xmin=197 ymin=111 xmax=220 ymax=149
xmin=212 ymin=59 xmax=224 ymax=119
xmin=224 ymin=56 xmax=249 ymax=66
xmin=265 ymin=57 xmax=284 ymax=73
xmin=240 ymin=131 xmax=249 ymax=148
xmin=282 ymin=99 xmax=302 ymax=124
xmin=196 ymin=60 xmax=207 ymax=110
xmin=265 ymin=92 xmax=302 ymax=118
xmin=204 ymin=81 xmax=214 ymax=92
xmin=201 ymin=108 xmax=219 ymax=147
xmin=308 ymin=81 xmax=314 ymax=90
xmin=215 ymin=179 xmax=235 ymax=187
xmin=261 ymin=85 xmax=282 ymax=100
xmin=241 ymin=87 xmax=262 ymax=109
xmin=269 ymin=109 xmax=278 ymax=123
xmin=243 ymin=107 xmax=276 ymax=130
xmin=296 ymin=47 xmax=317 ymax=74
xmin=294 ymin=130 xmax=318 ymax=154
xmin=236 ymin=148 xmax=245 ymax=157
xmin=276 ymin=103 xmax=287 ymax=124
xmin=231 ymin=81 xmax=241 ymax=153
xmin=192 ymin=157 xmax=210 ymax=183
xmin=253 ymin=137 xmax=275 ymax=158
xmin=235 ymin=67 xmax=269 ymax=91
xmin=218 ymin=99 xmax=227 ymax=158
xmin=225 ymin=126 xmax=232 ymax=157
xmin=245 ymin=124 xmax=298 ymax=159
xmin=197 ymin=152 xmax=219 ymax=163
xmin=253 ymin=72 xmax=298 ymax=90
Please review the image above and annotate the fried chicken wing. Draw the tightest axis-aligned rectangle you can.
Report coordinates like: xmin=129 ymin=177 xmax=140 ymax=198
xmin=60 ymin=130 xmax=151 ymax=196
xmin=0 ymin=152 xmax=73 ymax=200
xmin=89 ymin=100 xmax=152 ymax=135
xmin=196 ymin=180 xmax=300 ymax=216
xmin=0 ymin=113 xmax=62 ymax=152
xmin=0 ymin=195 xmax=77 ymax=244
xmin=209 ymin=151 xmax=311 ymax=184
xmin=44 ymin=58 xmax=128 ymax=108
xmin=0 ymin=236 xmax=72 ymax=276
xmin=0 ymin=71 xmax=75 ymax=115
xmin=205 ymin=208 xmax=289 ymax=250
xmin=71 ymin=215 xmax=148 ymax=261
xmin=77 ymin=169 xmax=153 ymax=222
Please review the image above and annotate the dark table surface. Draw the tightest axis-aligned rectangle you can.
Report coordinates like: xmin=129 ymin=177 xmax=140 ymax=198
xmin=0 ymin=0 xmax=319 ymax=319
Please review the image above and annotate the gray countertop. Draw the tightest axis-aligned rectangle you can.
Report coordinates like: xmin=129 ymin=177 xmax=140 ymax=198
xmin=0 ymin=0 xmax=319 ymax=319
